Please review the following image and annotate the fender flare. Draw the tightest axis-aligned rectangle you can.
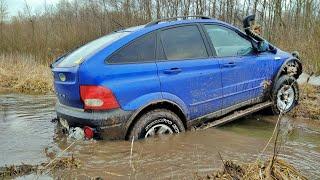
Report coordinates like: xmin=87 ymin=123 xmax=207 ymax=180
xmin=271 ymin=57 xmax=302 ymax=92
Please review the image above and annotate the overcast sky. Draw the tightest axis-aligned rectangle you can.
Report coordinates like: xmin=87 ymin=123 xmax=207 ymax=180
xmin=6 ymin=0 xmax=60 ymax=17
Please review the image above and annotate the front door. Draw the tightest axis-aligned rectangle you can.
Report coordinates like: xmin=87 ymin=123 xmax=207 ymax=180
xmin=202 ymin=24 xmax=275 ymax=109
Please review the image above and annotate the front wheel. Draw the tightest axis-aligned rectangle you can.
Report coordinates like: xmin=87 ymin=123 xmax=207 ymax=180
xmin=129 ymin=109 xmax=185 ymax=140
xmin=271 ymin=75 xmax=299 ymax=115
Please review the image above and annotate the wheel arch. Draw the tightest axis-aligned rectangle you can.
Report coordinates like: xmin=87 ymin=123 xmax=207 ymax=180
xmin=272 ymin=57 xmax=302 ymax=91
xmin=124 ymin=100 xmax=188 ymax=140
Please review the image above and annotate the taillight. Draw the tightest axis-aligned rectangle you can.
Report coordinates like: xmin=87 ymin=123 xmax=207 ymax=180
xmin=80 ymin=85 xmax=119 ymax=110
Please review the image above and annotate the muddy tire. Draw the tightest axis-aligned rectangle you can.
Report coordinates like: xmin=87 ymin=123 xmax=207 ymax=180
xmin=270 ymin=75 xmax=299 ymax=115
xmin=129 ymin=109 xmax=185 ymax=140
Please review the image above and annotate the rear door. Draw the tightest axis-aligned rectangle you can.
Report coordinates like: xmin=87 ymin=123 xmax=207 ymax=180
xmin=156 ymin=24 xmax=223 ymax=119
xmin=101 ymin=32 xmax=161 ymax=111
xmin=202 ymin=24 xmax=275 ymax=109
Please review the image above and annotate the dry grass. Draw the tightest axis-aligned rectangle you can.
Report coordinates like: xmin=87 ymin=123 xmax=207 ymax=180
xmin=272 ymin=28 xmax=320 ymax=74
xmin=0 ymin=156 xmax=80 ymax=178
xmin=290 ymin=84 xmax=320 ymax=120
xmin=196 ymin=158 xmax=307 ymax=180
xmin=0 ymin=53 xmax=53 ymax=94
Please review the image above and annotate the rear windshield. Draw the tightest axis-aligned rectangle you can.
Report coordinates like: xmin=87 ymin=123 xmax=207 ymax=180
xmin=57 ymin=32 xmax=130 ymax=67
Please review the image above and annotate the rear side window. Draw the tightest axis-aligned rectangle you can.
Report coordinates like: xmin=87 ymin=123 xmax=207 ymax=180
xmin=160 ymin=25 xmax=208 ymax=60
xmin=204 ymin=25 xmax=253 ymax=57
xmin=108 ymin=33 xmax=156 ymax=63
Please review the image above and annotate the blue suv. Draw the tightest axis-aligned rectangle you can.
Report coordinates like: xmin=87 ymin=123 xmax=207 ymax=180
xmin=51 ymin=15 xmax=302 ymax=140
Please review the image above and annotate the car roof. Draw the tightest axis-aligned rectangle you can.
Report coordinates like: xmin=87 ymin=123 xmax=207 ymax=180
xmin=118 ymin=18 xmax=240 ymax=34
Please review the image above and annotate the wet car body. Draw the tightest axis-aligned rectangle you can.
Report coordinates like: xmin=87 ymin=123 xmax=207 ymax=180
xmin=51 ymin=16 xmax=302 ymax=140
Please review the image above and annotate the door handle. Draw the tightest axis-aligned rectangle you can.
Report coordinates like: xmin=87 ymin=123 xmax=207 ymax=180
xmin=222 ymin=62 xmax=236 ymax=68
xmin=163 ymin=68 xmax=182 ymax=74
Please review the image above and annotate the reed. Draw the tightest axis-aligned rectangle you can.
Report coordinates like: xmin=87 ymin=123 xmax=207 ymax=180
xmin=0 ymin=53 xmax=53 ymax=94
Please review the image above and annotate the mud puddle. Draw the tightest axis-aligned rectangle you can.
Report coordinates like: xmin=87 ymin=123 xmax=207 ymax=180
xmin=0 ymin=94 xmax=320 ymax=179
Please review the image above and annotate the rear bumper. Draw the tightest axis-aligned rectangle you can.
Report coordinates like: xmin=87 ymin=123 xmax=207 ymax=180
xmin=55 ymin=102 xmax=133 ymax=140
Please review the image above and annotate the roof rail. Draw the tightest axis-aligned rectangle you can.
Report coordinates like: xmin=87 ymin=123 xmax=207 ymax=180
xmin=145 ymin=15 xmax=212 ymax=27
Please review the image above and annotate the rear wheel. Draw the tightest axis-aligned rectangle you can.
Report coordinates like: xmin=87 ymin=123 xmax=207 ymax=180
xmin=129 ymin=109 xmax=185 ymax=140
xmin=270 ymin=75 xmax=299 ymax=115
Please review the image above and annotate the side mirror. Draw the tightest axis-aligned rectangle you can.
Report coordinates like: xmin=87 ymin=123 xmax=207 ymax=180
xmin=257 ymin=41 xmax=269 ymax=52
xmin=254 ymin=41 xmax=277 ymax=54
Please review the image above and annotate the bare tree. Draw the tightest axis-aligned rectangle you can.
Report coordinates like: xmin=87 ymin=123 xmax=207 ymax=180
xmin=0 ymin=0 xmax=319 ymax=73
xmin=0 ymin=0 xmax=8 ymax=51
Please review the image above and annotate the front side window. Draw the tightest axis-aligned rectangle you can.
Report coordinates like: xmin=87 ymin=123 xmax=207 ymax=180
xmin=108 ymin=33 xmax=156 ymax=63
xmin=160 ymin=25 xmax=208 ymax=60
xmin=204 ymin=25 xmax=253 ymax=57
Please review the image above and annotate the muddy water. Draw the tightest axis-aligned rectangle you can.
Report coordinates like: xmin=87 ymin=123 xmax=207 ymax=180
xmin=1 ymin=94 xmax=320 ymax=179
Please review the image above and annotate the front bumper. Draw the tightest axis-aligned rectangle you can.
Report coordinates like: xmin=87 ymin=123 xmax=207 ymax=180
xmin=55 ymin=102 xmax=133 ymax=140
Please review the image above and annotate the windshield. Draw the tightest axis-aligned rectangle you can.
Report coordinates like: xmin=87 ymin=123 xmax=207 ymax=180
xmin=57 ymin=31 xmax=130 ymax=67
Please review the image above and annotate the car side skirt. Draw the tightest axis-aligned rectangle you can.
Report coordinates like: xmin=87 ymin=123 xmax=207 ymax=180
xmin=187 ymin=96 xmax=265 ymax=129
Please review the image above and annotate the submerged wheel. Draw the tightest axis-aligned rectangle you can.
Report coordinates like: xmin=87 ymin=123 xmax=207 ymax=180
xmin=129 ymin=109 xmax=185 ymax=140
xmin=271 ymin=75 xmax=299 ymax=114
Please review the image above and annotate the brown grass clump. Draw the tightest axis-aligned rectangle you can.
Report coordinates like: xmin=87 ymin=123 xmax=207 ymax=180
xmin=0 ymin=54 xmax=53 ymax=94
xmin=0 ymin=156 xmax=80 ymax=178
xmin=290 ymin=84 xmax=320 ymax=120
xmin=197 ymin=158 xmax=307 ymax=180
